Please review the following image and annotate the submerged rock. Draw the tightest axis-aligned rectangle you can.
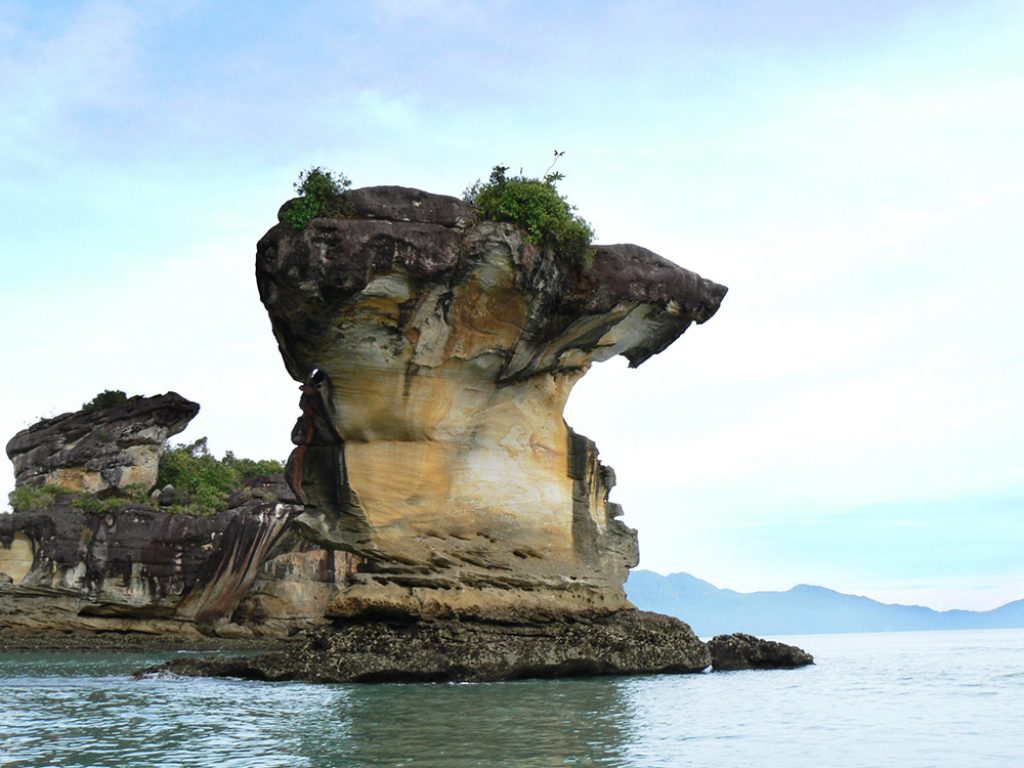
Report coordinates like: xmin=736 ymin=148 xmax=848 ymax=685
xmin=707 ymin=632 xmax=815 ymax=670
xmin=257 ymin=185 xmax=727 ymax=621
xmin=144 ymin=609 xmax=710 ymax=683
xmin=5 ymin=392 xmax=198 ymax=493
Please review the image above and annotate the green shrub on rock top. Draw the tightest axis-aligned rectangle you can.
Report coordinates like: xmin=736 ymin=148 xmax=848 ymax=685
xmin=82 ymin=389 xmax=130 ymax=412
xmin=8 ymin=484 xmax=75 ymax=512
xmin=464 ymin=154 xmax=594 ymax=260
xmin=281 ymin=166 xmax=353 ymax=229
xmin=7 ymin=483 xmax=150 ymax=515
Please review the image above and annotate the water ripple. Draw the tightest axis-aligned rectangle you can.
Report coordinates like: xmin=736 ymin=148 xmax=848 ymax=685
xmin=1 ymin=630 xmax=1022 ymax=767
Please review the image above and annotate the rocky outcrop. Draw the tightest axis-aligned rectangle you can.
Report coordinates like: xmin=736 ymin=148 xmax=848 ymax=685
xmin=3 ymin=183 xmax=820 ymax=682
xmin=5 ymin=393 xmax=199 ymax=493
xmin=0 ymin=394 xmax=351 ymax=637
xmin=707 ymin=632 xmax=815 ymax=670
xmin=256 ymin=185 xmax=727 ymax=622
xmin=144 ymin=609 xmax=711 ymax=683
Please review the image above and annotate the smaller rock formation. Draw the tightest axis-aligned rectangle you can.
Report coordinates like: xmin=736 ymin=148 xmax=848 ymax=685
xmin=0 ymin=394 xmax=331 ymax=637
xmin=5 ymin=393 xmax=199 ymax=493
xmin=707 ymin=632 xmax=815 ymax=670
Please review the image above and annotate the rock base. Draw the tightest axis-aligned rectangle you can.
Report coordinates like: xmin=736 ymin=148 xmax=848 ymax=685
xmin=144 ymin=609 xmax=713 ymax=683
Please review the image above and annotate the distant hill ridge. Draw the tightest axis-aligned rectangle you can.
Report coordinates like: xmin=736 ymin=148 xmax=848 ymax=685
xmin=625 ymin=570 xmax=1024 ymax=637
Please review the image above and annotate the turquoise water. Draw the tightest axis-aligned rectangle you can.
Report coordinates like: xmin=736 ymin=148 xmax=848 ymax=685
xmin=1 ymin=629 xmax=1021 ymax=767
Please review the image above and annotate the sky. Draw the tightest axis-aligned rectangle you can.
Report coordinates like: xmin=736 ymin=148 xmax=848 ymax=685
xmin=1 ymin=0 xmax=1021 ymax=611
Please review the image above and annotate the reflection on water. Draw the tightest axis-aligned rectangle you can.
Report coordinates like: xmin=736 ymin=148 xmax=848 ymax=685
xmin=335 ymin=677 xmax=632 ymax=766
xmin=0 ymin=653 xmax=635 ymax=767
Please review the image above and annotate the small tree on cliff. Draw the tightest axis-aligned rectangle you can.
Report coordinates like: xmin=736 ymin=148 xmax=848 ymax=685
xmin=281 ymin=166 xmax=352 ymax=229
xmin=463 ymin=151 xmax=594 ymax=260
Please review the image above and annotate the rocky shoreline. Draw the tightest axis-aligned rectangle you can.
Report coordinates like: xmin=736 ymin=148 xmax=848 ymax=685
xmin=139 ymin=612 xmax=812 ymax=684
xmin=1 ymin=617 xmax=813 ymax=684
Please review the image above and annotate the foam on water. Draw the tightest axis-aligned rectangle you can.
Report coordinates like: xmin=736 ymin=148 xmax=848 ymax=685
xmin=1 ymin=629 xmax=1021 ymax=767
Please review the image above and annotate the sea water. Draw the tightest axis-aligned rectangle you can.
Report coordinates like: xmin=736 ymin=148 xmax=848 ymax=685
xmin=1 ymin=629 xmax=1021 ymax=767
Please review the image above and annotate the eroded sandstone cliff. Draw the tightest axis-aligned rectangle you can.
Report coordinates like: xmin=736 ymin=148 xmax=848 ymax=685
xmin=257 ymin=185 xmax=727 ymax=621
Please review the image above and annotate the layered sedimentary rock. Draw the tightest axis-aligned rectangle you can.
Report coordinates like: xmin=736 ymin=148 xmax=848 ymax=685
xmin=6 ymin=393 xmax=198 ymax=492
xmin=0 ymin=482 xmax=307 ymax=635
xmin=257 ymin=185 xmax=728 ymax=621
xmin=2 ymin=182 xmax=821 ymax=680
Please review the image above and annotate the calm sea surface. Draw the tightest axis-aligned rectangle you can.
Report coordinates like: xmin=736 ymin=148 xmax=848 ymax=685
xmin=1 ymin=629 xmax=1021 ymax=767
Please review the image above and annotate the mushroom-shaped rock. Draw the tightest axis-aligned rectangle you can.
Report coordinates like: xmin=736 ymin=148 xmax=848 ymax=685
xmin=256 ymin=186 xmax=727 ymax=621
xmin=5 ymin=392 xmax=199 ymax=493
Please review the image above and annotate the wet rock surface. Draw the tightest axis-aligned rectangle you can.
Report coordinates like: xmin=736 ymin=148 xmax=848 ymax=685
xmin=142 ymin=609 xmax=711 ymax=683
xmin=707 ymin=632 xmax=815 ymax=670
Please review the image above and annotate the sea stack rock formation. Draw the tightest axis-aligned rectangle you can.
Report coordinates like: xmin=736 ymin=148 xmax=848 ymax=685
xmin=256 ymin=186 xmax=728 ymax=623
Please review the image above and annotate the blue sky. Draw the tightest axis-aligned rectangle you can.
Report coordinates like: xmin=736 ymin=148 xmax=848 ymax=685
xmin=1 ymin=0 xmax=1021 ymax=610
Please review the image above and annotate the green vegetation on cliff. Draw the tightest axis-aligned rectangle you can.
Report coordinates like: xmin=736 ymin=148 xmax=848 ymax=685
xmin=278 ymin=158 xmax=594 ymax=259
xmin=464 ymin=154 xmax=594 ymax=260
xmin=155 ymin=437 xmax=284 ymax=513
xmin=81 ymin=389 xmax=131 ymax=412
xmin=281 ymin=166 xmax=352 ymax=229
xmin=7 ymin=439 xmax=285 ymax=516
xmin=8 ymin=483 xmax=152 ymax=515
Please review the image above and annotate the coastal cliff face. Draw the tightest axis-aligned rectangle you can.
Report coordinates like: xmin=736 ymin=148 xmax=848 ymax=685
xmin=1 ymin=182 xmax=816 ymax=681
xmin=0 ymin=496 xmax=295 ymax=635
xmin=0 ymin=473 xmax=353 ymax=638
xmin=257 ymin=185 xmax=727 ymax=621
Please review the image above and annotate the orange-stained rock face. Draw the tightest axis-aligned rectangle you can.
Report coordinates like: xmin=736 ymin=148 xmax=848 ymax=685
xmin=257 ymin=185 xmax=727 ymax=620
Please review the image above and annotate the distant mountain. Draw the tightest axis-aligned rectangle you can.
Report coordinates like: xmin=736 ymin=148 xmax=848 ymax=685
xmin=625 ymin=570 xmax=1024 ymax=637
